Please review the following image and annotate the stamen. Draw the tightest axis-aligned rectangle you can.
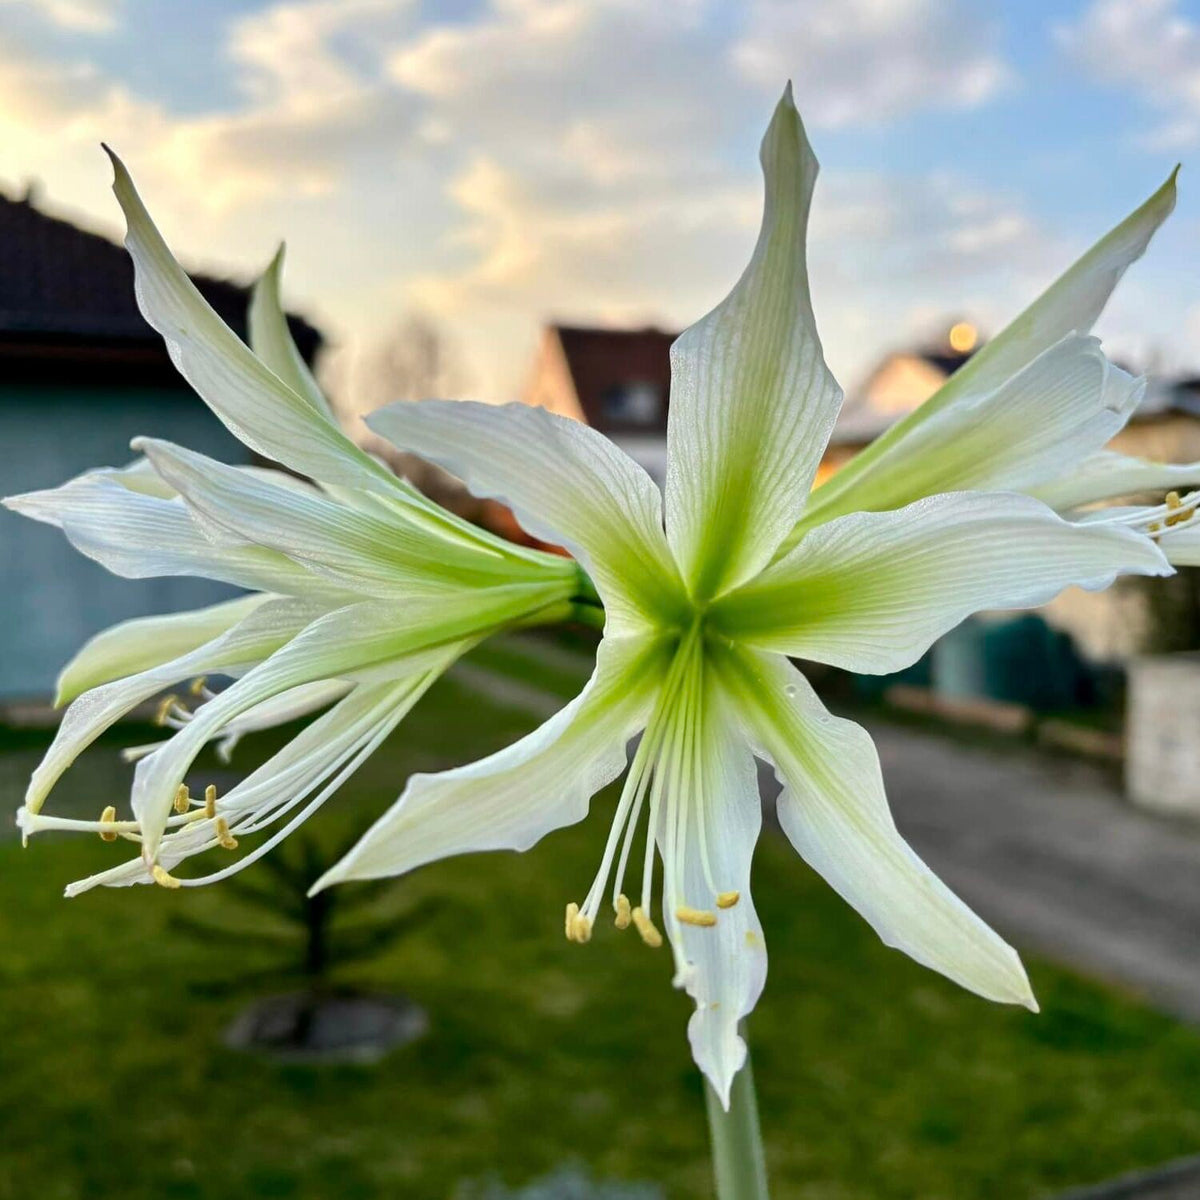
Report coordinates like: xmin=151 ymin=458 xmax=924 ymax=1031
xmin=204 ymin=784 xmax=217 ymax=819
xmin=173 ymin=784 xmax=191 ymax=814
xmin=151 ymin=864 xmax=182 ymax=889
xmin=675 ymin=905 xmax=717 ymax=928
xmin=563 ymin=902 xmax=592 ymax=943
xmin=631 ymin=906 xmax=663 ymax=948
xmin=716 ymin=890 xmax=740 ymax=909
xmin=215 ymin=817 xmax=238 ymax=851
xmin=154 ymin=694 xmax=180 ymax=726
xmin=1167 ymin=491 xmax=1182 ymax=509
xmin=614 ymin=893 xmax=632 ymax=930
xmin=188 ymin=676 xmax=208 ymax=697
xmin=98 ymin=805 xmax=118 ymax=842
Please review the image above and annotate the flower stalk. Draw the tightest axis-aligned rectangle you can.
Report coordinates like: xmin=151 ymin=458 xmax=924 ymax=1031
xmin=705 ymin=1026 xmax=770 ymax=1200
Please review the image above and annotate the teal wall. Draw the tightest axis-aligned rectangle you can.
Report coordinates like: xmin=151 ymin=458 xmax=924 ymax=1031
xmin=1 ymin=384 xmax=253 ymax=700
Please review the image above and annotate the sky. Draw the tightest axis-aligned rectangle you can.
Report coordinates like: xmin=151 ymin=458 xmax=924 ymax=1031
xmin=2 ymin=0 xmax=1200 ymax=410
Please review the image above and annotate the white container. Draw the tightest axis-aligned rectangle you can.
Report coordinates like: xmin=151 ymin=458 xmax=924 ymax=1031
xmin=1127 ymin=653 xmax=1200 ymax=816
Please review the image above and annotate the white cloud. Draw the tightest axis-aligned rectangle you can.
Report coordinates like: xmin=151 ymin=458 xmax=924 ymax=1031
xmin=0 ymin=0 xmax=122 ymax=34
xmin=735 ymin=0 xmax=1011 ymax=127
xmin=1058 ymin=0 xmax=1200 ymax=149
xmin=0 ymin=0 xmax=1040 ymax=402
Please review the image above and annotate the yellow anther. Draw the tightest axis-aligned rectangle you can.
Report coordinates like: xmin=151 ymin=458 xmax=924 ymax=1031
xmin=1167 ymin=508 xmax=1194 ymax=528
xmin=631 ymin=906 xmax=663 ymax=948
xmin=1149 ymin=521 xmax=1163 ymax=533
xmin=614 ymin=893 xmax=632 ymax=930
xmin=204 ymin=784 xmax=217 ymax=819
xmin=98 ymin=805 xmax=118 ymax=842
xmin=716 ymin=890 xmax=740 ymax=909
xmin=563 ymin=903 xmax=592 ymax=944
xmin=188 ymin=676 xmax=208 ymax=697
xmin=154 ymin=694 xmax=180 ymax=726
xmin=151 ymin=864 xmax=182 ymax=889
xmin=676 ymin=905 xmax=718 ymax=928
xmin=1167 ymin=491 xmax=1182 ymax=510
xmin=173 ymin=784 xmax=191 ymax=814
xmin=215 ymin=817 xmax=238 ymax=851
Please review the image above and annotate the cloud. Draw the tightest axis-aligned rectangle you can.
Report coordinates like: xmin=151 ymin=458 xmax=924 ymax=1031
xmin=735 ymin=0 xmax=1012 ymax=127
xmin=0 ymin=0 xmax=122 ymax=34
xmin=1058 ymin=0 xmax=1200 ymax=149
xmin=0 ymin=0 xmax=1036 ymax=403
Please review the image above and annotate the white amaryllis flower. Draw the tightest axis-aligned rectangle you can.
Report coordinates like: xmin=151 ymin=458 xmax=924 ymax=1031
xmin=315 ymin=86 xmax=1173 ymax=1106
xmin=4 ymin=152 xmax=589 ymax=896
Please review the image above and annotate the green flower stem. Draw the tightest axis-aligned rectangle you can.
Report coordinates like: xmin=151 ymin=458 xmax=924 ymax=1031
xmin=705 ymin=1030 xmax=770 ymax=1200
xmin=567 ymin=601 xmax=606 ymax=631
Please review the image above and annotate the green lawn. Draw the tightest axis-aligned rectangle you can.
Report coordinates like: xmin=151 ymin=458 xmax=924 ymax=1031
xmin=3 ymin=649 xmax=1200 ymax=1199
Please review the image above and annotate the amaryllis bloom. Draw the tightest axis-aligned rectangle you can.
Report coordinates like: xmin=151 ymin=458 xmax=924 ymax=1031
xmin=5 ymin=153 xmax=591 ymax=895
xmin=315 ymin=87 xmax=1173 ymax=1104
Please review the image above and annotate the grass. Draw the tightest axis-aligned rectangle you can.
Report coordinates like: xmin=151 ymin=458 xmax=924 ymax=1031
xmin=3 ymin=655 xmax=1200 ymax=1199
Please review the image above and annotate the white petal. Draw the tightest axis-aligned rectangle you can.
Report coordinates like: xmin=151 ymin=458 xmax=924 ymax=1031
xmin=366 ymin=399 xmax=682 ymax=632
xmin=4 ymin=474 xmax=351 ymax=600
xmin=314 ymin=632 xmax=671 ymax=889
xmin=665 ymin=84 xmax=842 ymax=600
xmin=248 ymin=244 xmax=335 ymax=422
xmin=64 ymin=676 xmax=422 ymax=895
xmin=662 ymin=682 xmax=766 ymax=1108
xmin=806 ymin=168 xmax=1177 ymax=530
xmin=105 ymin=148 xmax=398 ymax=493
xmin=714 ymin=491 xmax=1170 ymax=674
xmin=215 ymin=679 xmax=353 ymax=761
xmin=717 ymin=647 xmax=1035 ymax=1009
xmin=55 ymin=593 xmax=269 ymax=707
xmin=788 ymin=335 xmax=1143 ymax=533
xmin=136 ymin=437 xmax=567 ymax=598
xmin=1030 ymin=450 xmax=1200 ymax=511
xmin=1156 ymin=522 xmax=1200 ymax=566
xmin=131 ymin=584 xmax=569 ymax=856
xmin=24 ymin=596 xmax=324 ymax=816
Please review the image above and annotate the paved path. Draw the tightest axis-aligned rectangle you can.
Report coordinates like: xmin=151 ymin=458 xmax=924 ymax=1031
xmin=812 ymin=720 xmax=1200 ymax=1022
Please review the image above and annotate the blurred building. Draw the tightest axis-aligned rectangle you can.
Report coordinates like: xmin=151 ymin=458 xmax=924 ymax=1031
xmin=0 ymin=185 xmax=322 ymax=701
xmin=522 ymin=323 xmax=675 ymax=485
xmin=818 ymin=319 xmax=979 ymax=484
xmin=519 ymin=319 xmax=983 ymax=488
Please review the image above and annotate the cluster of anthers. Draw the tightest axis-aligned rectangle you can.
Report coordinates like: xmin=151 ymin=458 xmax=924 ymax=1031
xmin=561 ymin=626 xmax=740 ymax=981
xmin=1084 ymin=486 xmax=1199 ymax=544
xmin=20 ymin=678 xmax=241 ymax=888
xmin=1144 ymin=490 xmax=1197 ymax=534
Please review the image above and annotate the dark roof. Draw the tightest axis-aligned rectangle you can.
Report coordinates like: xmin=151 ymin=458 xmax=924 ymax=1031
xmin=0 ymin=186 xmax=322 ymax=385
xmin=919 ymin=350 xmax=973 ymax=376
xmin=555 ymin=324 xmax=676 ymax=433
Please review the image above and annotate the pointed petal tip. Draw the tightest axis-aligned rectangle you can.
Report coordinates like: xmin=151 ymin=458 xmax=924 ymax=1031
xmin=101 ymin=143 xmax=127 ymax=187
xmin=307 ymin=865 xmax=340 ymax=897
